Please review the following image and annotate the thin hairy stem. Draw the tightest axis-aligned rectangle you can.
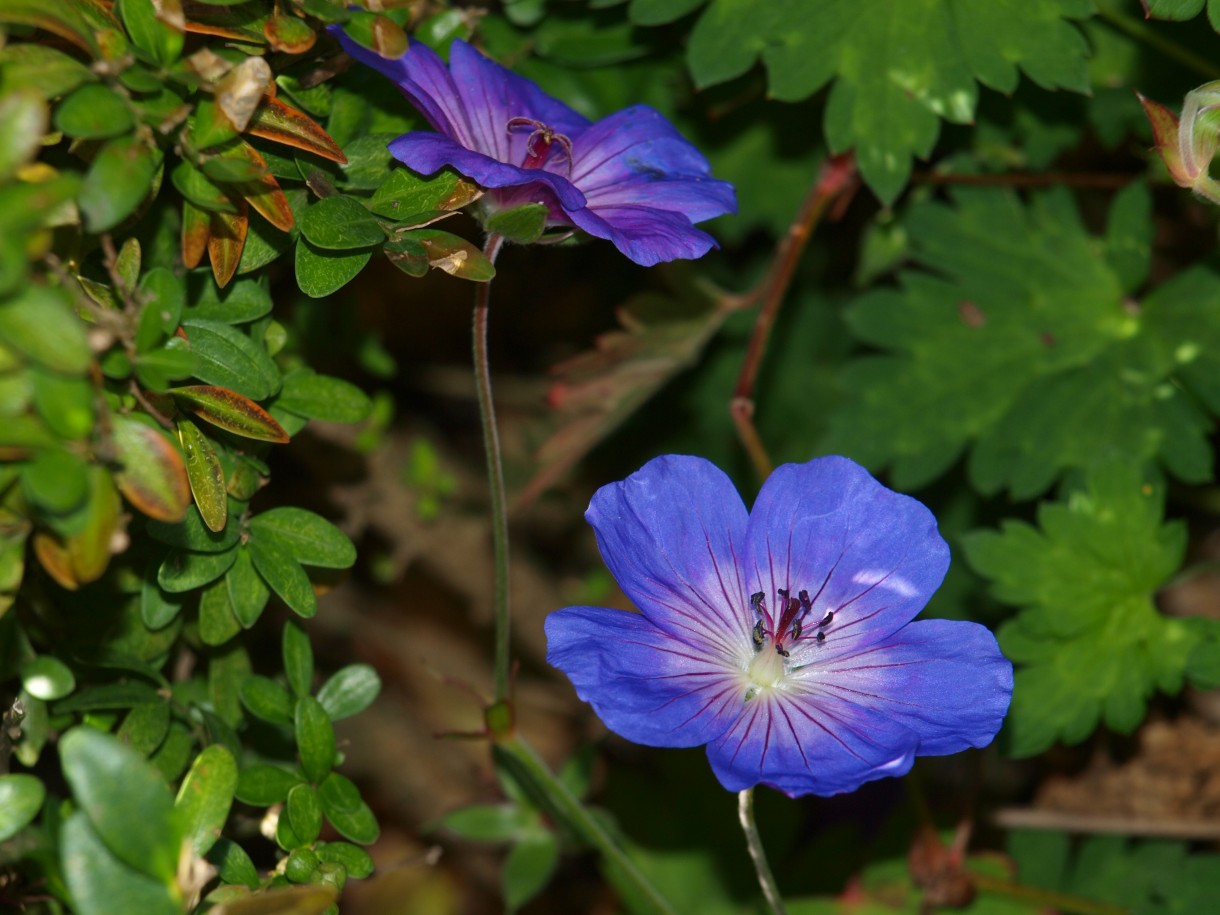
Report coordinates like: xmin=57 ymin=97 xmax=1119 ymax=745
xmin=738 ymin=788 xmax=787 ymax=915
xmin=472 ymin=233 xmax=511 ymax=702
xmin=730 ymin=153 xmax=857 ymax=480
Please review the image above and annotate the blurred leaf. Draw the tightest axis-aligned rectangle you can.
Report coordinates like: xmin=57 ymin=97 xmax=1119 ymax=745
xmin=117 ymin=701 xmax=171 ymax=757
xmin=112 ymin=414 xmax=191 ymax=523
xmin=117 ymin=0 xmax=184 ymax=65
xmin=20 ymin=655 xmax=76 ymax=700
xmin=265 ymin=9 xmax=316 ymax=53
xmin=0 ymin=285 xmax=91 ymax=374
xmin=22 ymin=448 xmax=89 ymax=516
xmin=177 ymin=416 xmax=228 ymax=532
xmin=136 ymin=268 xmax=186 ymax=352
xmin=208 ymin=837 xmax=259 ymax=889
xmin=173 ymin=159 xmax=238 ymax=213
xmin=287 ymin=783 xmax=323 ymax=845
xmin=316 ymin=664 xmax=380 ymax=721
xmin=158 ymin=545 xmax=238 ymax=591
xmin=79 ymin=134 xmax=160 ymax=232
xmin=300 ymin=196 xmax=385 ymax=250
xmin=31 ymin=368 xmax=94 ymax=440
xmin=226 ymin=545 xmax=270 ymax=627
xmin=294 ymin=696 xmax=335 ymax=783
xmin=368 ymin=167 xmax=480 ymax=219
xmin=240 ymin=675 xmax=294 ymax=725
xmin=0 ymin=44 xmax=95 ymax=100
xmin=440 ymin=804 xmax=533 ymax=842
xmin=175 ymin=744 xmax=237 ymax=855
xmin=520 ymin=283 xmax=734 ymax=506
xmin=0 ymin=0 xmax=109 ymax=57
xmin=484 ymin=203 xmax=548 ymax=245
xmin=0 ymin=774 xmax=45 ymax=842
xmin=199 ymin=577 xmax=242 ymax=645
xmin=274 ymin=369 xmax=372 ymax=423
xmin=189 ymin=275 xmax=274 ymax=324
xmin=504 ymin=832 xmax=559 ymax=912
xmin=340 ymin=10 xmax=408 ymax=58
xmin=0 ymin=91 xmax=49 ymax=181
xmin=134 ymin=342 xmax=198 ymax=392
xmin=315 ymin=842 xmax=373 ymax=879
xmin=249 ymin=507 xmax=355 ymax=569
xmin=149 ymin=721 xmax=193 ymax=782
xmin=54 ymin=83 xmax=134 ymax=139
xmin=1104 ymin=180 xmax=1153 ymax=295
xmin=182 ymin=199 xmax=211 ymax=269
xmin=60 ymin=812 xmax=181 ymax=915
xmin=142 ymin=556 xmax=186 ymax=628
xmin=180 ymin=318 xmax=281 ymax=399
xmin=59 ymin=727 xmax=181 ymax=882
xmin=965 ymin=460 xmax=1194 ymax=756
xmin=294 ymin=240 xmax=370 ymax=298
xmin=172 ymin=385 xmax=289 ymax=442
xmin=247 ymin=95 xmax=347 ymax=164
xmin=235 ymin=764 xmax=298 ymax=805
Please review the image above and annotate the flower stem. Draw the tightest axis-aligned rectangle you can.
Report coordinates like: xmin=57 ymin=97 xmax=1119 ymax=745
xmin=473 ymin=232 xmax=511 ymax=703
xmin=730 ymin=153 xmax=857 ymax=481
xmin=493 ymin=735 xmax=677 ymax=915
xmin=1093 ymin=0 xmax=1220 ymax=80
xmin=737 ymin=788 xmax=787 ymax=915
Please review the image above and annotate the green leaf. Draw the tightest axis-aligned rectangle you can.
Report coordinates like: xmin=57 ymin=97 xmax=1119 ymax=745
xmin=0 ymin=774 xmax=45 ymax=841
xmin=111 ymin=414 xmax=191 ymax=523
xmin=824 ymin=188 xmax=1220 ymax=496
xmin=235 ymin=764 xmax=299 ymax=806
xmin=141 ymin=558 xmax=186 ymax=629
xmin=0 ymin=90 xmax=48 ymax=181
xmin=22 ymin=448 xmax=89 ymax=516
xmin=275 ymin=369 xmax=373 ymax=423
xmin=249 ymin=535 xmax=317 ymax=617
xmin=117 ymin=701 xmax=171 ymax=757
xmin=249 ymin=507 xmax=356 ymax=569
xmin=20 ymin=654 xmax=76 ymax=700
xmin=368 ymin=167 xmax=479 ymax=220
xmin=504 ymin=832 xmax=559 ymax=912
xmin=32 ymin=367 xmax=94 ymax=440
xmin=963 ymin=460 xmax=1190 ymax=757
xmin=299 ymin=195 xmax=386 ymax=249
xmin=116 ymin=0 xmax=183 ymax=64
xmin=283 ymin=621 xmax=314 ymax=697
xmin=413 ymin=229 xmax=496 ymax=282
xmin=174 ymin=744 xmax=237 ymax=856
xmin=199 ymin=577 xmax=242 ymax=645
xmin=158 ymin=546 xmax=238 ymax=592
xmin=338 ymin=133 xmax=397 ymax=190
xmin=1104 ymin=180 xmax=1153 ymax=295
xmin=171 ymin=159 xmax=237 ymax=214
xmin=176 ymin=417 xmax=228 ymax=532
xmin=650 ymin=0 xmax=1089 ymax=202
xmin=180 ymin=318 xmax=281 ymax=400
xmin=207 ymin=837 xmax=259 ymax=889
xmin=189 ymin=276 xmax=274 ymax=324
xmin=318 ymin=773 xmax=379 ymax=845
xmin=0 ymin=43 xmax=94 ymax=100
xmin=316 ymin=841 xmax=374 ymax=879
xmin=0 ymin=285 xmax=91 ymax=374
xmin=285 ymin=846 xmax=320 ymax=882
xmin=79 ymin=134 xmax=160 ymax=232
xmin=295 ymin=240 xmax=371 ymax=298
xmin=316 ymin=664 xmax=380 ymax=721
xmin=59 ymin=727 xmax=181 ymax=882
xmin=440 ymin=803 xmax=533 ymax=842
xmin=149 ymin=721 xmax=193 ymax=782
xmin=134 ymin=342 xmax=198 ymax=392
xmin=147 ymin=504 xmax=240 ymax=553
xmin=54 ymin=83 xmax=134 ymax=139
xmin=240 ymin=675 xmax=294 ymax=725
xmin=287 ymin=783 xmax=323 ymax=845
xmin=226 ymin=545 xmax=270 ymax=628
xmin=484 ymin=203 xmax=548 ymax=245
xmin=294 ymin=695 xmax=336 ymax=783
xmin=60 ymin=812 xmax=181 ymax=915
xmin=172 ymin=385 xmax=289 ymax=442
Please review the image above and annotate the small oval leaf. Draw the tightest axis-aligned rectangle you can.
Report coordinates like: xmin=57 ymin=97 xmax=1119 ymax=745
xmin=176 ymin=417 xmax=227 ymax=531
xmin=172 ymin=385 xmax=288 ymax=443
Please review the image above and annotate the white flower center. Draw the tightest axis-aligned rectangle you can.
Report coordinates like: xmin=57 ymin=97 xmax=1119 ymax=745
xmin=743 ymin=645 xmax=788 ymax=701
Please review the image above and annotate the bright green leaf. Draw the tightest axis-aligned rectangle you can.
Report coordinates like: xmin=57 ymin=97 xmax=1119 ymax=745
xmin=249 ymin=535 xmax=316 ymax=617
xmin=235 ymin=764 xmax=299 ymax=807
xmin=294 ymin=240 xmax=371 ymax=298
xmin=20 ymin=655 xmax=76 ymax=701
xmin=249 ymin=507 xmax=356 ymax=569
xmin=175 ymin=744 xmax=237 ymax=856
xmin=294 ymin=695 xmax=335 ymax=783
xmin=316 ymin=664 xmax=380 ymax=721
xmin=54 ymin=83 xmax=134 ymax=139
xmin=0 ymin=774 xmax=45 ymax=841
xmin=287 ymin=783 xmax=323 ymax=845
xmin=239 ymin=675 xmax=294 ymax=725
xmin=0 ymin=285 xmax=91 ymax=374
xmin=318 ymin=773 xmax=379 ymax=845
xmin=283 ymin=621 xmax=313 ymax=697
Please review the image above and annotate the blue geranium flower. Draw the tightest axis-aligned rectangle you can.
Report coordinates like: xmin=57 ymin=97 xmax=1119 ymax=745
xmin=545 ymin=455 xmax=1013 ymax=797
xmin=331 ymin=32 xmax=736 ymax=266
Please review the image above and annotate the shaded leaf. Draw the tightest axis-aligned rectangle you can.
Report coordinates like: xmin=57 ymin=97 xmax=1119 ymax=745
xmin=249 ymin=535 xmax=316 ymax=617
xmin=0 ymin=774 xmax=45 ymax=842
xmin=158 ymin=546 xmax=238 ymax=591
xmin=79 ymin=134 xmax=160 ymax=232
xmin=239 ymin=676 xmax=294 ymax=726
xmin=179 ymin=318 xmax=281 ymax=399
xmin=54 ymin=82 xmax=134 ymax=139
xmin=0 ymin=285 xmax=91 ymax=374
xmin=226 ymin=545 xmax=270 ymax=628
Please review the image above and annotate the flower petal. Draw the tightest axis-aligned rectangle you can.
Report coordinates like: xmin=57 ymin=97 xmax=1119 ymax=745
xmin=546 ymin=606 xmax=743 ymax=748
xmin=809 ymin=618 xmax=1013 ymax=756
xmin=388 ymin=133 xmax=587 ymax=211
xmin=586 ymin=455 xmax=752 ymax=661
xmin=744 ymin=456 xmax=950 ymax=658
xmin=570 ymin=105 xmax=738 ymax=222
xmin=566 ymin=203 xmax=721 ymax=266
xmin=704 ymin=686 xmax=919 ymax=797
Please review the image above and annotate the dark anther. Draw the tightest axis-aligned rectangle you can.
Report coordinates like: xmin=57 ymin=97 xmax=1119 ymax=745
xmin=775 ymin=644 xmax=790 ymax=658
xmin=819 ymin=610 xmax=834 ymax=628
xmin=816 ymin=631 xmax=826 ymax=643
xmin=791 ymin=618 xmax=803 ymax=642
xmin=750 ymin=591 xmax=765 ymax=615
xmin=798 ymin=589 xmax=811 ymax=609
xmin=752 ymin=620 xmax=766 ymax=647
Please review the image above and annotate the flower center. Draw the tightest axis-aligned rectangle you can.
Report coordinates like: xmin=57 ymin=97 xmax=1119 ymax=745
xmin=742 ymin=587 xmax=834 ymax=701
xmin=506 ymin=117 xmax=574 ymax=172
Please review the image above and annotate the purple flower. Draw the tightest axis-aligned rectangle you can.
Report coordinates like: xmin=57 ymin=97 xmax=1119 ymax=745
xmin=545 ymin=455 xmax=1012 ymax=797
xmin=332 ymin=32 xmax=736 ymax=266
